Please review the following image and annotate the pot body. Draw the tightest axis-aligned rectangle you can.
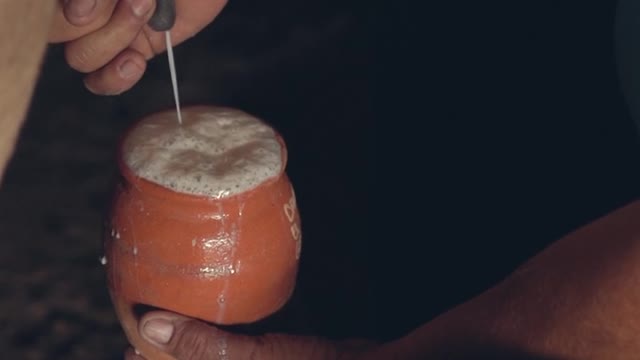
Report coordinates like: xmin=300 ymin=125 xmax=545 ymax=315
xmin=103 ymin=114 xmax=301 ymax=358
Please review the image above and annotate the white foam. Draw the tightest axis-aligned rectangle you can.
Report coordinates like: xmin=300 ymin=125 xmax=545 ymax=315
xmin=122 ymin=107 xmax=283 ymax=198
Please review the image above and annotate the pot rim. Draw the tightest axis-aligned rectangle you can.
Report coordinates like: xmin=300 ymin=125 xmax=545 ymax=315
xmin=115 ymin=104 xmax=289 ymax=203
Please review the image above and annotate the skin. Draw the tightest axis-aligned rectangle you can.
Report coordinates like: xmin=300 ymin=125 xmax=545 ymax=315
xmin=50 ymin=0 xmax=228 ymax=95
xmin=124 ymin=199 xmax=640 ymax=360
xmin=0 ymin=0 xmax=226 ymax=181
xmin=0 ymin=1 xmax=56 ymax=183
xmin=4 ymin=1 xmax=640 ymax=359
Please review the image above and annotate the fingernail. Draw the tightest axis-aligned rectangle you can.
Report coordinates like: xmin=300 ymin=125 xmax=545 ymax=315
xmin=119 ymin=60 xmax=142 ymax=79
xmin=143 ymin=318 xmax=174 ymax=345
xmin=83 ymin=79 xmax=99 ymax=95
xmin=129 ymin=0 xmax=154 ymax=18
xmin=65 ymin=0 xmax=97 ymax=18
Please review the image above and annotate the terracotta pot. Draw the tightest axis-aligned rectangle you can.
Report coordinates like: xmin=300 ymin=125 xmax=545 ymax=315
xmin=103 ymin=106 xmax=301 ymax=359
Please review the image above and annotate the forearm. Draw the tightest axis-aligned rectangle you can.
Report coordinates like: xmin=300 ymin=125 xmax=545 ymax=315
xmin=0 ymin=1 xmax=55 ymax=182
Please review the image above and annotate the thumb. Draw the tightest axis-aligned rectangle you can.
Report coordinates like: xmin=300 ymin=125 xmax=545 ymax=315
xmin=138 ymin=311 xmax=346 ymax=360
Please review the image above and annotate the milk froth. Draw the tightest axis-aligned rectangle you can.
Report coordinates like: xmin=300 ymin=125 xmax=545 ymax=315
xmin=122 ymin=106 xmax=283 ymax=198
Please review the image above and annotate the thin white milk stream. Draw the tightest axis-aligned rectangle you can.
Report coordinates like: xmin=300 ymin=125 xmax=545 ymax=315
xmin=165 ymin=31 xmax=183 ymax=125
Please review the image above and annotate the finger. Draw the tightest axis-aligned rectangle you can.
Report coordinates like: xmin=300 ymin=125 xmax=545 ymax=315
xmin=49 ymin=0 xmax=117 ymax=43
xmin=136 ymin=0 xmax=227 ymax=56
xmin=124 ymin=347 xmax=145 ymax=360
xmin=139 ymin=311 xmax=254 ymax=360
xmin=62 ymin=0 xmax=98 ymax=26
xmin=83 ymin=48 xmax=147 ymax=95
xmin=65 ymin=0 xmax=156 ymax=73
xmin=138 ymin=311 xmax=341 ymax=360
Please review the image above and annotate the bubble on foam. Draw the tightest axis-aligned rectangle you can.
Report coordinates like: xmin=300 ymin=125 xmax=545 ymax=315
xmin=122 ymin=107 xmax=283 ymax=198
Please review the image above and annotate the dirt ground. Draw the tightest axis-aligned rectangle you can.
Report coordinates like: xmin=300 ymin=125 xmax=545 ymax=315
xmin=0 ymin=1 xmax=373 ymax=358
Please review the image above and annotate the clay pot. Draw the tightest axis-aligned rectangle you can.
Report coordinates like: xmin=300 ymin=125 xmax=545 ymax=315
xmin=103 ymin=107 xmax=301 ymax=359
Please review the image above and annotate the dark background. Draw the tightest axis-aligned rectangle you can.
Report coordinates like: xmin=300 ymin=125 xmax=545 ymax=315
xmin=373 ymin=0 xmax=640 ymax=340
xmin=1 ymin=0 xmax=639 ymax=358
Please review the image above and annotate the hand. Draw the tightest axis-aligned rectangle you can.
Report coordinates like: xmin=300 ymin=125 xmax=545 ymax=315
xmin=49 ymin=0 xmax=227 ymax=95
xmin=119 ymin=200 xmax=640 ymax=360
xmin=123 ymin=311 xmax=377 ymax=360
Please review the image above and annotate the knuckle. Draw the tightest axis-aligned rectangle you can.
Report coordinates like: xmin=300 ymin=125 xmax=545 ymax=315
xmin=65 ymin=45 xmax=96 ymax=73
xmin=249 ymin=335 xmax=274 ymax=360
xmin=140 ymin=28 xmax=161 ymax=57
xmin=171 ymin=321 xmax=216 ymax=359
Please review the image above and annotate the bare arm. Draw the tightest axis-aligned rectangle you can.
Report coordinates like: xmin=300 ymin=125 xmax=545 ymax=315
xmin=0 ymin=1 xmax=56 ymax=182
